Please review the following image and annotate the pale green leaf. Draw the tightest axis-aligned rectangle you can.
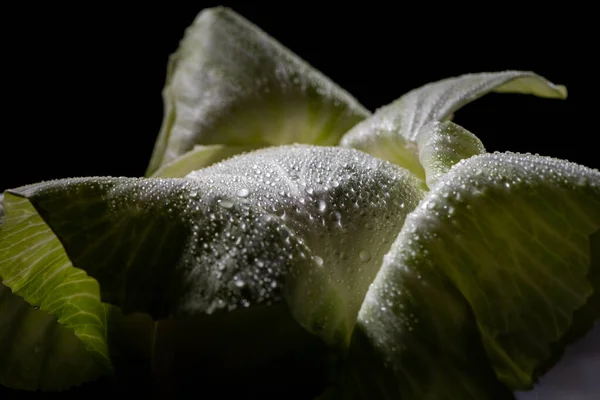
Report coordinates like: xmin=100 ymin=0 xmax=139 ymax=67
xmin=0 ymin=146 xmax=423 ymax=369
xmin=339 ymin=152 xmax=600 ymax=398
xmin=416 ymin=121 xmax=486 ymax=188
xmin=146 ymin=7 xmax=370 ymax=176
xmin=0 ymin=194 xmax=112 ymax=390
xmin=339 ymin=71 xmax=566 ymax=177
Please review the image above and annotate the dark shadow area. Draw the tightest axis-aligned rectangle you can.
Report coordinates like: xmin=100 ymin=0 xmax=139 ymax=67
xmin=1 ymin=304 xmax=333 ymax=399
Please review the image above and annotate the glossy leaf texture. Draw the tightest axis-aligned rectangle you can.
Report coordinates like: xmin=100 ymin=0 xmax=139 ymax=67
xmin=146 ymin=7 xmax=370 ymax=176
xmin=339 ymin=71 xmax=566 ymax=180
xmin=0 ymin=145 xmax=424 ymax=391
xmin=328 ymin=153 xmax=600 ymax=398
xmin=416 ymin=121 xmax=486 ymax=188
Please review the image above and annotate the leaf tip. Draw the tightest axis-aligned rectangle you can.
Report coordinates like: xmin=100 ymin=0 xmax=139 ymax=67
xmin=556 ymin=84 xmax=568 ymax=99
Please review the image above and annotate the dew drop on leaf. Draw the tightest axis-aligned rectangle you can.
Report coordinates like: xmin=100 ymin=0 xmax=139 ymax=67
xmin=236 ymin=188 xmax=250 ymax=198
xmin=218 ymin=199 xmax=234 ymax=209
xmin=359 ymin=250 xmax=372 ymax=262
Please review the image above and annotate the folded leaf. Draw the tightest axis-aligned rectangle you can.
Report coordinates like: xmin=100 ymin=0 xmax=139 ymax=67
xmin=0 ymin=146 xmax=423 ymax=391
xmin=416 ymin=121 xmax=486 ymax=188
xmin=328 ymin=236 xmax=514 ymax=399
xmin=337 ymin=152 xmax=599 ymax=397
xmin=185 ymin=146 xmax=424 ymax=345
xmin=146 ymin=7 xmax=370 ymax=176
xmin=150 ymin=144 xmax=258 ymax=178
xmin=339 ymin=71 xmax=566 ymax=177
xmin=428 ymin=153 xmax=600 ymax=389
xmin=0 ymin=194 xmax=111 ymax=390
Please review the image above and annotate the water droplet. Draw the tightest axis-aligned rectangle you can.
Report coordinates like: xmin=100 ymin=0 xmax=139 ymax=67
xmin=219 ymin=199 xmax=234 ymax=209
xmin=318 ymin=200 xmax=327 ymax=212
xmin=237 ymin=188 xmax=250 ymax=198
xmin=235 ymin=279 xmax=245 ymax=288
xmin=329 ymin=211 xmax=341 ymax=222
xmin=314 ymin=256 xmax=324 ymax=267
xmin=359 ymin=250 xmax=371 ymax=262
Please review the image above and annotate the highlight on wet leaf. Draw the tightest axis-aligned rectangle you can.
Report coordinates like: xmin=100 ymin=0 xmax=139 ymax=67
xmin=416 ymin=121 xmax=486 ymax=189
xmin=1 ymin=5 xmax=598 ymax=400
xmin=339 ymin=71 xmax=566 ymax=177
xmin=146 ymin=6 xmax=370 ymax=176
xmin=327 ymin=153 xmax=600 ymax=398
xmin=1 ymin=145 xmax=423 ymax=391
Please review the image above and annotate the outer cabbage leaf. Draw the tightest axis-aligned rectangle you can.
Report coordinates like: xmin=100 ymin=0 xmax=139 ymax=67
xmin=328 ymin=152 xmax=600 ymax=398
xmin=0 ymin=194 xmax=111 ymax=390
xmin=184 ymin=146 xmax=423 ymax=346
xmin=146 ymin=7 xmax=370 ymax=176
xmin=339 ymin=71 xmax=566 ymax=178
xmin=0 ymin=146 xmax=424 ymax=391
xmin=515 ymin=228 xmax=600 ymax=399
xmin=330 ymin=255 xmax=514 ymax=400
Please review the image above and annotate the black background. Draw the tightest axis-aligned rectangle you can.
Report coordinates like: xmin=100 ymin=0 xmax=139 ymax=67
xmin=0 ymin=2 xmax=594 ymax=191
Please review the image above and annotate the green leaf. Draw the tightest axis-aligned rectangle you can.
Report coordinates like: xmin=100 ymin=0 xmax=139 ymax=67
xmin=0 ymin=194 xmax=111 ymax=390
xmin=150 ymin=144 xmax=258 ymax=178
xmin=416 ymin=121 xmax=486 ymax=188
xmin=333 ymin=279 xmax=515 ymax=400
xmin=427 ymin=153 xmax=600 ymax=389
xmin=184 ymin=146 xmax=424 ymax=346
xmin=339 ymin=71 xmax=566 ymax=177
xmin=328 ymin=244 xmax=514 ymax=399
xmin=336 ymin=152 xmax=600 ymax=397
xmin=0 ymin=280 xmax=102 ymax=391
xmin=146 ymin=7 xmax=370 ymax=176
xmin=522 ymin=228 xmax=600 ymax=391
xmin=0 ymin=146 xmax=423 ymax=374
